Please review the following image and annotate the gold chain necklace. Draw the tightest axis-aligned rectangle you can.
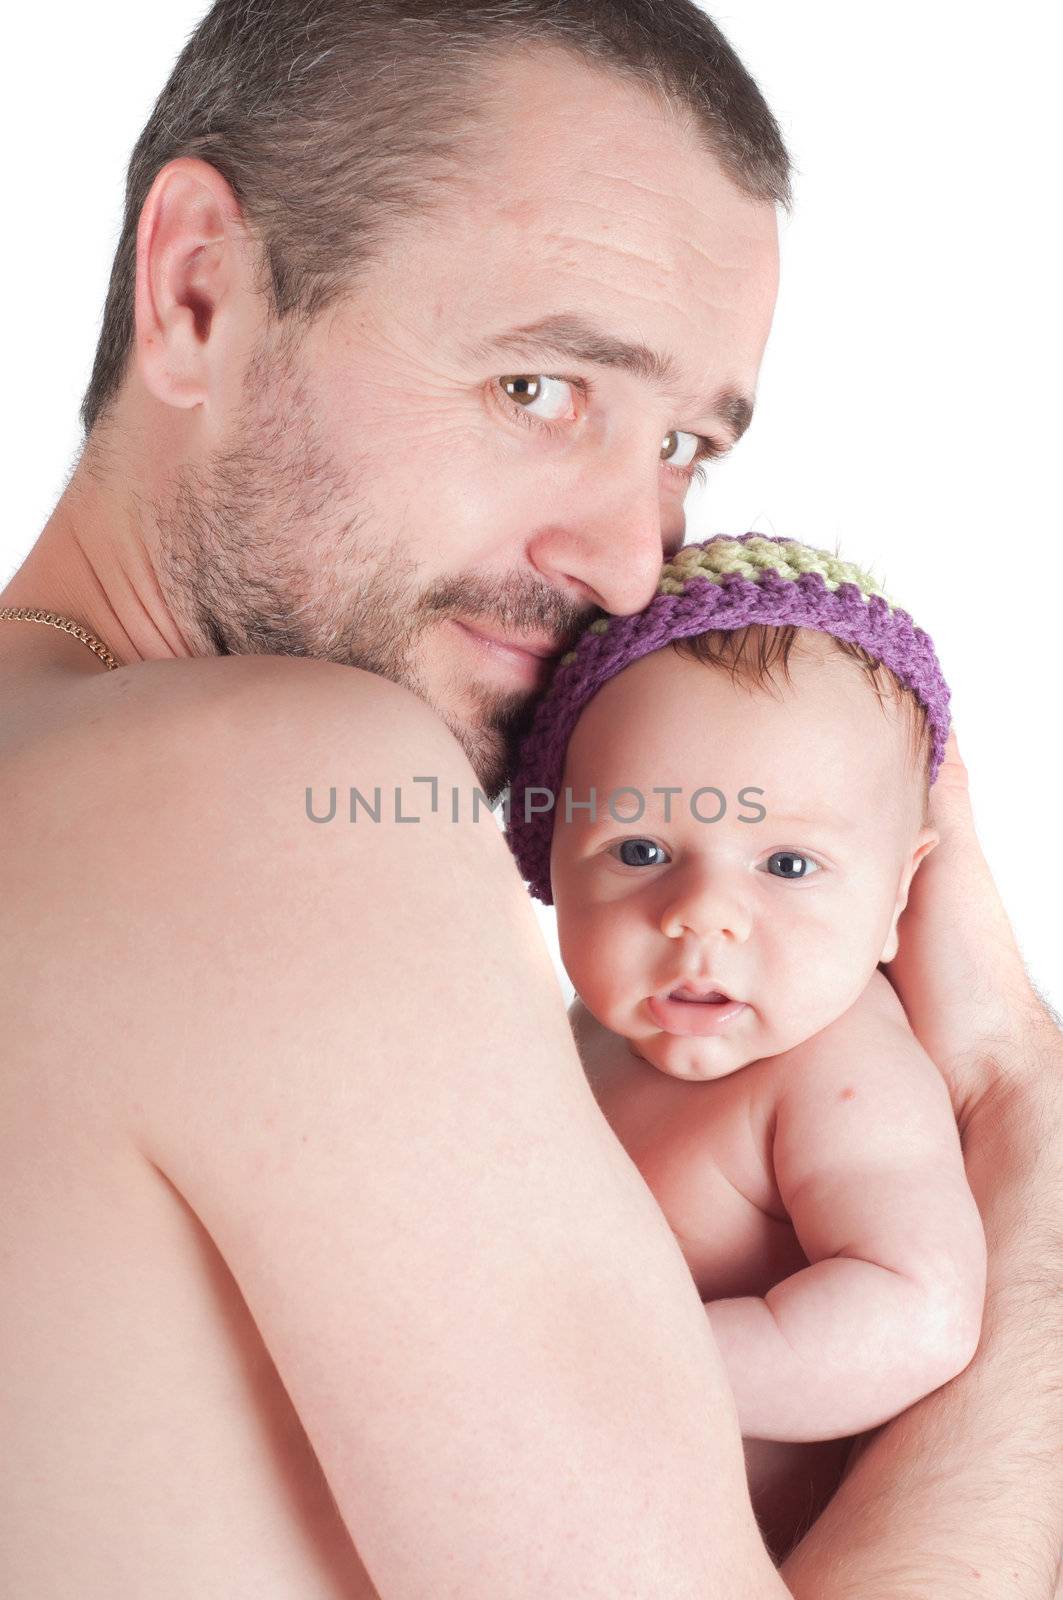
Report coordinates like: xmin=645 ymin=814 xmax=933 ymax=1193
xmin=0 ymin=607 xmax=120 ymax=671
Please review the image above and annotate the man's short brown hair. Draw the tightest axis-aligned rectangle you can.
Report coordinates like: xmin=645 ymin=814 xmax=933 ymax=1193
xmin=80 ymin=0 xmax=792 ymax=434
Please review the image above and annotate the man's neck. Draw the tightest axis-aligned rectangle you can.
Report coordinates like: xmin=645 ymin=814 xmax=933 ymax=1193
xmin=1 ymin=438 xmax=195 ymax=667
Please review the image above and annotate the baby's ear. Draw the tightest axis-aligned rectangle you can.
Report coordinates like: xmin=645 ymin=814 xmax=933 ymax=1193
xmin=909 ymin=825 xmax=940 ymax=875
xmin=880 ymin=827 xmax=940 ymax=964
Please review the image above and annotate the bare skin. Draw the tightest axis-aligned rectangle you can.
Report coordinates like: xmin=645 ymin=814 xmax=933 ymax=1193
xmin=1 ymin=637 xmax=787 ymax=1597
xmin=2 ymin=41 xmax=1062 ymax=1600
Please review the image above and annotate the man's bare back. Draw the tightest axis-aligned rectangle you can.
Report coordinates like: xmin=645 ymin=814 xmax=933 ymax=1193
xmin=1 ymin=643 xmax=379 ymax=1596
xmin=2 ymin=636 xmax=782 ymax=1598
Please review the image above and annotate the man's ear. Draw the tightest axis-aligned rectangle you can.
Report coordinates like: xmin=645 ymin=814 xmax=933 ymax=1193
xmin=880 ymin=825 xmax=939 ymax=964
xmin=133 ymin=156 xmax=255 ymax=411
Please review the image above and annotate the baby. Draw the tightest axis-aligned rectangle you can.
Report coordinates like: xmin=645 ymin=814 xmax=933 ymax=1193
xmin=506 ymin=534 xmax=986 ymax=1549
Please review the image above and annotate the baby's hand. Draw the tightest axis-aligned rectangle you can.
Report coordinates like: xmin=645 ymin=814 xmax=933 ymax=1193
xmin=705 ymin=974 xmax=987 ymax=1441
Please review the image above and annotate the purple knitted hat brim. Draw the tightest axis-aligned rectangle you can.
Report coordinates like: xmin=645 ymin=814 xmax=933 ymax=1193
xmin=506 ymin=550 xmax=951 ymax=906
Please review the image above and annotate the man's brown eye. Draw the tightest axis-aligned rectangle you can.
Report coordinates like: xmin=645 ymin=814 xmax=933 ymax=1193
xmin=497 ymin=374 xmax=576 ymax=423
xmin=661 ymin=429 xmax=701 ymax=470
xmin=500 ymin=376 xmax=541 ymax=404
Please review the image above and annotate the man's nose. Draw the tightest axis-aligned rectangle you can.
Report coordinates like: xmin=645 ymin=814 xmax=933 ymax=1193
xmin=658 ymin=864 xmax=753 ymax=945
xmin=525 ymin=473 xmax=685 ymax=618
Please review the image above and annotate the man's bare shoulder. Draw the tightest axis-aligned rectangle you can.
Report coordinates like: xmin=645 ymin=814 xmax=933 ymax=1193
xmin=151 ymin=655 xmax=463 ymax=806
xmin=1 ymin=654 xmax=480 ymax=1108
xmin=4 ymin=652 xmax=456 ymax=789
xmin=114 ymin=653 xmax=456 ymax=772
xmin=6 ymin=653 xmax=465 ymax=858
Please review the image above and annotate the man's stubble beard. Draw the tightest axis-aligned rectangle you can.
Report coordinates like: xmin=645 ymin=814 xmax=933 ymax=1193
xmin=153 ymin=330 xmax=572 ymax=801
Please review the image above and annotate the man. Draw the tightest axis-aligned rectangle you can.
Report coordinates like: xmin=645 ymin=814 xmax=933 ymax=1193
xmin=1 ymin=2 xmax=1060 ymax=1594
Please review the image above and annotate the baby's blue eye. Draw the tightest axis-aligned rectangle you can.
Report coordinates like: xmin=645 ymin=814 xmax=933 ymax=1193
xmin=763 ymin=851 xmax=819 ymax=880
xmin=609 ymin=839 xmax=669 ymax=868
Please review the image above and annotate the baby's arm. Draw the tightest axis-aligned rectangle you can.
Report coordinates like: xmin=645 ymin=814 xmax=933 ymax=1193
xmin=705 ymin=971 xmax=987 ymax=1442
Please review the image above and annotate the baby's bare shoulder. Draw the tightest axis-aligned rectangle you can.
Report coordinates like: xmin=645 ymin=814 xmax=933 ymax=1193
xmin=772 ymin=972 xmax=960 ymax=1174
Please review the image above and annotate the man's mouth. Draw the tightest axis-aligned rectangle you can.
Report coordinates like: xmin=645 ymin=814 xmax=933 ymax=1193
xmin=449 ymin=619 xmax=562 ymax=690
xmin=453 ymin=618 xmax=568 ymax=660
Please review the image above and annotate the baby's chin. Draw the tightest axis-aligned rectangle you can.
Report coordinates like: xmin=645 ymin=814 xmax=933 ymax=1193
xmin=628 ymin=1030 xmax=755 ymax=1083
xmin=612 ymin=992 xmax=768 ymax=1081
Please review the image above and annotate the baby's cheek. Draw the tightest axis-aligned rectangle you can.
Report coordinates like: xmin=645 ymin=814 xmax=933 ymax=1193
xmin=759 ymin=934 xmax=873 ymax=1049
xmin=557 ymin=914 xmax=630 ymax=1023
xmin=754 ymin=1007 xmax=822 ymax=1062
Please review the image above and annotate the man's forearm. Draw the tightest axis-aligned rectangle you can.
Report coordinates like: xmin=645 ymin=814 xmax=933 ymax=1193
xmin=780 ymin=1032 xmax=1063 ymax=1599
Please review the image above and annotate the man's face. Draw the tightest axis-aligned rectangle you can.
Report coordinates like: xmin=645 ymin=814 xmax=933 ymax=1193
xmin=157 ymin=47 xmax=779 ymax=797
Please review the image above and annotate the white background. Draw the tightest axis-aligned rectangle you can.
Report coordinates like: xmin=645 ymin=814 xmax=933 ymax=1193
xmin=4 ymin=2 xmax=1060 ymax=1009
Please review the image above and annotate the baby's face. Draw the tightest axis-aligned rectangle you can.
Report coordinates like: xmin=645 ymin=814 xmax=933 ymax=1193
xmin=550 ymin=635 xmax=936 ymax=1080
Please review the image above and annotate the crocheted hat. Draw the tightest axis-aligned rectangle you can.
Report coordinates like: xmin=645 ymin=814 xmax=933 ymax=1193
xmin=506 ymin=533 xmax=951 ymax=904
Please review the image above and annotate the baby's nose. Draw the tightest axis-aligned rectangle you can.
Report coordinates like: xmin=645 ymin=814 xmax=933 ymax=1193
xmin=658 ymin=869 xmax=753 ymax=944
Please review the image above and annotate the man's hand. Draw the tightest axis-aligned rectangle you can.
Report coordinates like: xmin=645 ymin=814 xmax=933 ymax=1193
xmin=780 ymin=727 xmax=1063 ymax=1599
xmin=886 ymin=728 xmax=1058 ymax=1126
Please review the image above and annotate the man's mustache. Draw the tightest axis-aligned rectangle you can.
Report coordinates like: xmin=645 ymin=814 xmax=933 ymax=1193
xmin=419 ymin=571 xmax=595 ymax=657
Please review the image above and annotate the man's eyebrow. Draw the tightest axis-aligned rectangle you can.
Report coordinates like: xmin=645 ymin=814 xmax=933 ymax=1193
xmin=464 ymin=312 xmax=754 ymax=443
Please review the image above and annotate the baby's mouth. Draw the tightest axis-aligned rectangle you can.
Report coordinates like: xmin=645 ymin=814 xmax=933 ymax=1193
xmin=667 ymin=985 xmax=732 ymax=1005
xmin=648 ymin=985 xmax=748 ymax=1037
